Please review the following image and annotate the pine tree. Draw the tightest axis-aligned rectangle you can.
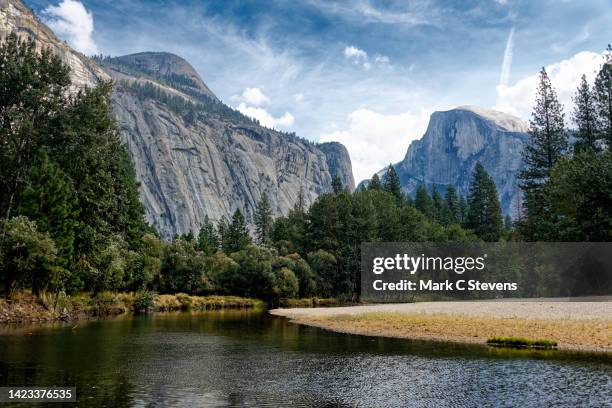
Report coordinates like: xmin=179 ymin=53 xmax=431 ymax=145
xmin=572 ymin=74 xmax=599 ymax=152
xmin=197 ymin=215 xmax=218 ymax=256
xmin=458 ymin=196 xmax=468 ymax=225
xmin=331 ymin=175 xmax=344 ymax=194
xmin=431 ymin=187 xmax=443 ymax=221
xmin=368 ymin=174 xmax=382 ymax=191
xmin=519 ymin=68 xmax=567 ymax=240
xmin=254 ymin=194 xmax=273 ymax=245
xmin=382 ymin=165 xmax=403 ymax=203
xmin=594 ymin=45 xmax=612 ymax=146
xmin=466 ymin=163 xmax=503 ymax=241
xmin=19 ymin=153 xmax=79 ymax=267
xmin=504 ymin=214 xmax=513 ymax=231
xmin=414 ymin=185 xmax=433 ymax=218
xmin=443 ymin=185 xmax=460 ymax=225
xmin=224 ymin=209 xmax=252 ymax=253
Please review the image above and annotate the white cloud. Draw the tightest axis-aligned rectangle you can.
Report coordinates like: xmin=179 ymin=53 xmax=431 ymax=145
xmin=374 ymin=55 xmax=390 ymax=64
xmin=43 ymin=0 xmax=98 ymax=55
xmin=494 ymin=50 xmax=604 ymax=119
xmin=344 ymin=45 xmax=368 ymax=60
xmin=241 ymin=87 xmax=270 ymax=106
xmin=237 ymin=103 xmax=295 ymax=129
xmin=319 ymin=108 xmax=432 ymax=182
xmin=294 ymin=93 xmax=304 ymax=102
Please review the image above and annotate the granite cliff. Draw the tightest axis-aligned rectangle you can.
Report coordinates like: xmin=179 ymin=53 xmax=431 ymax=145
xmin=1 ymin=0 xmax=355 ymax=239
xmin=365 ymin=106 xmax=529 ymax=217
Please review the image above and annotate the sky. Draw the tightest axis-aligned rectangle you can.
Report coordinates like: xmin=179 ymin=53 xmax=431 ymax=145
xmin=25 ymin=0 xmax=612 ymax=182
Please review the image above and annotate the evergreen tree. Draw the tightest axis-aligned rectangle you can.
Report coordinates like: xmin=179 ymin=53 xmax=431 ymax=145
xmin=466 ymin=163 xmax=503 ymax=241
xmin=254 ymin=194 xmax=273 ymax=245
xmin=504 ymin=214 xmax=513 ymax=231
xmin=0 ymin=34 xmax=70 ymax=220
xmin=19 ymin=153 xmax=78 ymax=266
xmin=442 ymin=185 xmax=460 ymax=225
xmin=331 ymin=175 xmax=344 ymax=194
xmin=224 ymin=209 xmax=252 ymax=253
xmin=197 ymin=215 xmax=219 ymax=256
xmin=414 ymin=185 xmax=433 ymax=218
xmin=458 ymin=196 xmax=468 ymax=225
xmin=368 ymin=174 xmax=382 ymax=191
xmin=572 ymin=74 xmax=599 ymax=151
xmin=519 ymin=68 xmax=567 ymax=240
xmin=594 ymin=45 xmax=612 ymax=146
xmin=431 ymin=187 xmax=443 ymax=221
xmin=382 ymin=165 xmax=403 ymax=203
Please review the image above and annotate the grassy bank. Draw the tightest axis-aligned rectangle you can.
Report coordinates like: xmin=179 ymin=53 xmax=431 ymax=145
xmin=0 ymin=292 xmax=265 ymax=323
xmin=271 ymin=303 xmax=612 ymax=353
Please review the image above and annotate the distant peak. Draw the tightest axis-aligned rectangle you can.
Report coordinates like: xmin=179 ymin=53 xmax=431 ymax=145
xmin=109 ymin=52 xmax=217 ymax=100
xmin=451 ymin=105 xmax=529 ymax=133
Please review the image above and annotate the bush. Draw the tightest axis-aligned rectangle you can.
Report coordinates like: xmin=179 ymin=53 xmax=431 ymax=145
xmin=133 ymin=290 xmax=156 ymax=313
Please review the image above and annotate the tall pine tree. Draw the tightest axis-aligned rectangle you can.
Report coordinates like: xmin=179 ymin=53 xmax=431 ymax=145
xmin=414 ymin=185 xmax=433 ymax=218
xmin=594 ymin=45 xmax=612 ymax=146
xmin=382 ymin=165 xmax=403 ymax=203
xmin=254 ymin=194 xmax=273 ymax=245
xmin=519 ymin=68 xmax=567 ymax=240
xmin=197 ymin=215 xmax=219 ymax=256
xmin=443 ymin=185 xmax=460 ymax=225
xmin=368 ymin=174 xmax=382 ymax=191
xmin=224 ymin=209 xmax=252 ymax=253
xmin=572 ymin=74 xmax=599 ymax=152
xmin=466 ymin=163 xmax=503 ymax=242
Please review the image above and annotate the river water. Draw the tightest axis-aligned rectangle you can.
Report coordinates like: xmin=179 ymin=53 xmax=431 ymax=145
xmin=0 ymin=310 xmax=610 ymax=407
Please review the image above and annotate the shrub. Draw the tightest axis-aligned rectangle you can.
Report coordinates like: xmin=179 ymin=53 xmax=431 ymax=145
xmin=133 ymin=290 xmax=156 ymax=313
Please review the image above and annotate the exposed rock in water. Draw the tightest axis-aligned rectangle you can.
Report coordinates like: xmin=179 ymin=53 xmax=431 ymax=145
xmin=362 ymin=106 xmax=529 ymax=218
xmin=1 ymin=0 xmax=355 ymax=240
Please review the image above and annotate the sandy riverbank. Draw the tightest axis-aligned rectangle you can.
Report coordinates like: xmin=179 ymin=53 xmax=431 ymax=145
xmin=270 ymin=299 xmax=612 ymax=352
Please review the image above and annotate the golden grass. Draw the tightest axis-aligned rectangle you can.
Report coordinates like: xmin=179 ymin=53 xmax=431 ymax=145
xmin=291 ymin=312 xmax=612 ymax=352
xmin=153 ymin=294 xmax=265 ymax=311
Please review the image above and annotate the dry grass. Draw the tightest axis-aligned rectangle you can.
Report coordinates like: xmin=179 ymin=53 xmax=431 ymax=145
xmin=289 ymin=311 xmax=612 ymax=352
xmin=153 ymin=293 xmax=264 ymax=311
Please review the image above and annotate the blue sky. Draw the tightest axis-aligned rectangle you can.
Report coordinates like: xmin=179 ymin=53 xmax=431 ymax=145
xmin=27 ymin=0 xmax=612 ymax=181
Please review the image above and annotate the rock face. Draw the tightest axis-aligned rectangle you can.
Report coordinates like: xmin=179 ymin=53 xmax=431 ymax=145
xmin=1 ymin=0 xmax=355 ymax=240
xmin=367 ymin=106 xmax=529 ymax=217
xmin=0 ymin=0 xmax=109 ymax=88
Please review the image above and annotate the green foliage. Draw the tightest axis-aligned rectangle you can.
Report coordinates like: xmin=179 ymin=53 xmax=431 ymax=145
xmin=331 ymin=175 xmax=344 ymax=194
xmin=572 ymin=74 xmax=600 ymax=152
xmin=197 ymin=215 xmax=219 ymax=256
xmin=368 ymin=173 xmax=382 ymax=190
xmin=594 ymin=45 xmax=612 ymax=145
xmin=466 ymin=163 xmax=503 ymax=242
xmin=486 ymin=336 xmax=557 ymax=349
xmin=254 ymin=194 xmax=273 ymax=245
xmin=382 ymin=164 xmax=403 ymax=203
xmin=133 ymin=290 xmax=156 ymax=313
xmin=0 ymin=217 xmax=58 ymax=296
xmin=414 ymin=185 xmax=434 ymax=218
xmin=223 ymin=209 xmax=252 ymax=253
xmin=546 ymin=150 xmax=612 ymax=241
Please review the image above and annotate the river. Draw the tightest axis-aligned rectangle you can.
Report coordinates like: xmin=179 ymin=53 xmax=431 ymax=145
xmin=0 ymin=310 xmax=610 ymax=407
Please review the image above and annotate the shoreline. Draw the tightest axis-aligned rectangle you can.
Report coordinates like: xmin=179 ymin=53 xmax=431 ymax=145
xmin=0 ymin=293 xmax=265 ymax=324
xmin=270 ymin=300 xmax=612 ymax=353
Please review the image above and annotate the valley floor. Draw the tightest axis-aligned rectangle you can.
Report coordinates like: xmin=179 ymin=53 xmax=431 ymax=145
xmin=270 ymin=298 xmax=612 ymax=353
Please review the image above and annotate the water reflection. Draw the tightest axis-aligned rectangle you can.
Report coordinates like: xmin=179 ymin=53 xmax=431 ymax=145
xmin=0 ymin=310 xmax=610 ymax=407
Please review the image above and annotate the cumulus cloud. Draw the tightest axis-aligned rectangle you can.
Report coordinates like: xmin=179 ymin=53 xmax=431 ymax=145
xmin=344 ymin=45 xmax=368 ymax=60
xmin=495 ymin=50 xmax=604 ymax=119
xmin=319 ymin=108 xmax=432 ymax=182
xmin=43 ymin=0 xmax=98 ymax=55
xmin=375 ymin=55 xmax=390 ymax=64
xmin=241 ymin=87 xmax=270 ymax=106
xmin=237 ymin=103 xmax=295 ymax=129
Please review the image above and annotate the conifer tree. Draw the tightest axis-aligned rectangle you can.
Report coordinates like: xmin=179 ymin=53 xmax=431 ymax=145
xmin=19 ymin=153 xmax=78 ymax=267
xmin=443 ymin=185 xmax=460 ymax=225
xmin=254 ymin=194 xmax=273 ymax=245
xmin=382 ymin=165 xmax=403 ymax=203
xmin=197 ymin=215 xmax=219 ymax=256
xmin=466 ymin=163 xmax=503 ymax=241
xmin=224 ymin=209 xmax=252 ymax=253
xmin=414 ymin=185 xmax=433 ymax=218
xmin=431 ymin=187 xmax=443 ymax=221
xmin=519 ymin=68 xmax=567 ymax=240
xmin=331 ymin=175 xmax=344 ymax=194
xmin=572 ymin=74 xmax=599 ymax=151
xmin=594 ymin=45 xmax=612 ymax=145
xmin=368 ymin=174 xmax=382 ymax=191
xmin=458 ymin=196 xmax=468 ymax=225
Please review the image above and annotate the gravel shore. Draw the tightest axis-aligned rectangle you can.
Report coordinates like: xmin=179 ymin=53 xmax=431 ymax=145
xmin=270 ymin=298 xmax=612 ymax=352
